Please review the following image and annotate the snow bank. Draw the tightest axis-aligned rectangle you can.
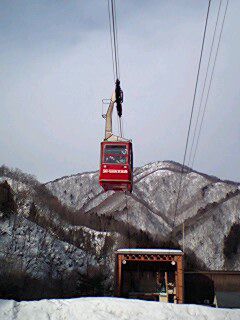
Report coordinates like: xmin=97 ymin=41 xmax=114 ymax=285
xmin=0 ymin=297 xmax=240 ymax=320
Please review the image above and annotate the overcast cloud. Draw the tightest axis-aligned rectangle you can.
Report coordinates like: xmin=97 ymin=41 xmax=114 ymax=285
xmin=0 ymin=0 xmax=239 ymax=182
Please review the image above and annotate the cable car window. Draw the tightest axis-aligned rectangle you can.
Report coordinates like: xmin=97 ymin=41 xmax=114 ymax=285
xmin=104 ymin=145 xmax=127 ymax=164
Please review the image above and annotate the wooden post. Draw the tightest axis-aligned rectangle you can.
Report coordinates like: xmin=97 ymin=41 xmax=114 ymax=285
xmin=165 ymin=271 xmax=169 ymax=302
xmin=182 ymin=221 xmax=185 ymax=252
xmin=116 ymin=254 xmax=123 ymax=297
xmin=177 ymin=255 xmax=184 ymax=303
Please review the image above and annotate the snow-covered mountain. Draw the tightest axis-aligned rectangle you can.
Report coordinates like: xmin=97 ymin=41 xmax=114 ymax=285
xmin=46 ymin=161 xmax=240 ymax=270
xmin=0 ymin=161 xmax=240 ymax=299
xmin=0 ymin=166 xmax=115 ymax=299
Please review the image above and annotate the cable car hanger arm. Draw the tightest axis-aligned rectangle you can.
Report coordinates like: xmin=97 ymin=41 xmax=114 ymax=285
xmin=104 ymin=81 xmax=128 ymax=142
xmin=105 ymin=91 xmax=116 ymax=140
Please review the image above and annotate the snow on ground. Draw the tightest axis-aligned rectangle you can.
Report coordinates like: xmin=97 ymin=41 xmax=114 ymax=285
xmin=0 ymin=297 xmax=240 ymax=320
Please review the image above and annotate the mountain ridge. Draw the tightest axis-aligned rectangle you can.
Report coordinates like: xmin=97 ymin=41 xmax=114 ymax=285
xmin=45 ymin=160 xmax=240 ymax=186
xmin=0 ymin=161 xmax=240 ymax=299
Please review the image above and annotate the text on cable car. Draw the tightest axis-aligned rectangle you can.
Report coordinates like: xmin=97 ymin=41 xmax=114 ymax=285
xmin=103 ymin=169 xmax=128 ymax=174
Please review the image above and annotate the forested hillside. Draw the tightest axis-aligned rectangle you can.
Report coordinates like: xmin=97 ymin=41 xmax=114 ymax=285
xmin=0 ymin=162 xmax=239 ymax=299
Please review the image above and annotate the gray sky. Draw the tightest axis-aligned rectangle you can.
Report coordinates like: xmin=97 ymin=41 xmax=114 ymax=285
xmin=0 ymin=1 xmax=239 ymax=183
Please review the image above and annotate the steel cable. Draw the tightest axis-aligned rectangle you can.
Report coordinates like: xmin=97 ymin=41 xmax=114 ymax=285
xmin=187 ymin=0 xmax=223 ymax=168
xmin=108 ymin=0 xmax=123 ymax=138
xmin=191 ymin=0 xmax=230 ymax=167
xmin=110 ymin=0 xmax=120 ymax=80
xmin=125 ymin=191 xmax=131 ymax=248
xmin=107 ymin=0 xmax=116 ymax=82
xmin=172 ymin=0 xmax=212 ymax=230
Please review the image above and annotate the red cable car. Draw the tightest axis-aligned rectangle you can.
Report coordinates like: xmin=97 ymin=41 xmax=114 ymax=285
xmin=99 ymin=141 xmax=133 ymax=192
xmin=99 ymin=83 xmax=133 ymax=192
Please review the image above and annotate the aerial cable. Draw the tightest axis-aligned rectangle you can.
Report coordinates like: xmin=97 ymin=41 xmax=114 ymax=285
xmin=107 ymin=0 xmax=120 ymax=81
xmin=113 ymin=0 xmax=121 ymax=80
xmin=125 ymin=191 xmax=131 ymax=248
xmin=187 ymin=0 xmax=223 ymax=168
xmin=191 ymin=0 xmax=230 ymax=167
xmin=172 ymin=0 xmax=212 ymax=230
xmin=110 ymin=0 xmax=120 ymax=80
xmin=108 ymin=0 xmax=123 ymax=138
xmin=107 ymin=0 xmax=116 ymax=82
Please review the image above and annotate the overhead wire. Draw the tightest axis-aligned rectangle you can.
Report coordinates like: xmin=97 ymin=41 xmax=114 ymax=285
xmin=113 ymin=0 xmax=121 ymax=80
xmin=107 ymin=0 xmax=116 ymax=82
xmin=125 ymin=191 xmax=131 ymax=248
xmin=187 ymin=0 xmax=223 ymax=168
xmin=172 ymin=0 xmax=212 ymax=230
xmin=108 ymin=0 xmax=123 ymax=138
xmin=109 ymin=1 xmax=130 ymax=245
xmin=110 ymin=0 xmax=120 ymax=80
xmin=112 ymin=0 xmax=123 ymax=138
xmin=191 ymin=0 xmax=230 ymax=167
xmin=108 ymin=1 xmax=130 ymax=246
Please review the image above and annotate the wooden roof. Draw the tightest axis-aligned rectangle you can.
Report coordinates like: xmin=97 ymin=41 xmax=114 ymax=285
xmin=116 ymin=248 xmax=183 ymax=255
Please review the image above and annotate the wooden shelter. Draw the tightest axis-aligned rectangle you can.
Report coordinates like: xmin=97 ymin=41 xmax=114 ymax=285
xmin=185 ymin=271 xmax=240 ymax=307
xmin=115 ymin=249 xmax=184 ymax=303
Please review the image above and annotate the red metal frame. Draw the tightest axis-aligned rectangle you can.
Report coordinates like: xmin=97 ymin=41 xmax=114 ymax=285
xmin=99 ymin=141 xmax=133 ymax=192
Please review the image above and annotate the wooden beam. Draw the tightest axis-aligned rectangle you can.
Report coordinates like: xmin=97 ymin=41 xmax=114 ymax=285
xmin=177 ymin=256 xmax=184 ymax=303
xmin=121 ymin=253 xmax=178 ymax=262
xmin=116 ymin=254 xmax=123 ymax=297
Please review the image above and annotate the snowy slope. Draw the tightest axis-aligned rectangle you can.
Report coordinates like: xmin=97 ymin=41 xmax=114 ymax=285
xmin=46 ymin=161 xmax=240 ymax=270
xmin=1 ymin=162 xmax=240 ymax=299
xmin=0 ymin=167 xmax=116 ymax=299
xmin=0 ymin=297 xmax=240 ymax=320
